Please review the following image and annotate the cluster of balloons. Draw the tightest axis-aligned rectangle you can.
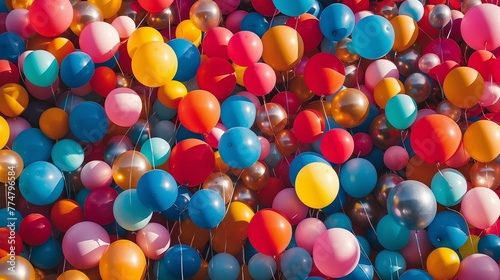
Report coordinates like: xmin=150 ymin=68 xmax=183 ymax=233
xmin=1 ymin=0 xmax=500 ymax=279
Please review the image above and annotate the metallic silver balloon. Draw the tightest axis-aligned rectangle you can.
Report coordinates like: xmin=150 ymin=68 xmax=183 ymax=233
xmin=387 ymin=180 xmax=437 ymax=230
xmin=428 ymin=4 xmax=451 ymax=29
xmin=393 ymin=45 xmax=421 ymax=77
xmin=374 ymin=173 xmax=404 ymax=208
xmin=404 ymin=72 xmax=432 ymax=103
xmin=345 ymin=195 xmax=383 ymax=228
xmin=436 ymin=100 xmax=462 ymax=122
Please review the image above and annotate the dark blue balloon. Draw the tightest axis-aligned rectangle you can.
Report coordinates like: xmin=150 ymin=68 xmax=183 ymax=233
xmin=289 ymin=152 xmax=330 ymax=186
xmin=240 ymin=12 xmax=270 ymax=37
xmin=219 ymin=127 xmax=261 ymax=168
xmin=427 ymin=211 xmax=469 ymax=249
xmin=137 ymin=170 xmax=178 ymax=212
xmin=478 ymin=234 xmax=500 ymax=262
xmin=162 ymin=244 xmax=201 ymax=278
xmin=221 ymin=95 xmax=256 ymax=129
xmin=69 ymin=101 xmax=108 ymax=143
xmin=30 ymin=238 xmax=63 ymax=270
xmin=161 ymin=186 xmax=191 ymax=221
xmin=167 ymin=39 xmax=201 ymax=81
xmin=338 ymin=254 xmax=374 ymax=280
xmin=13 ymin=128 xmax=54 ymax=166
xmin=60 ymin=51 xmax=95 ymax=88
xmin=0 ymin=32 xmax=25 ymax=63
xmin=399 ymin=269 xmax=433 ymax=280
xmin=319 ymin=3 xmax=355 ymax=41
xmin=321 ymin=187 xmax=347 ymax=214
xmin=188 ymin=189 xmax=225 ymax=229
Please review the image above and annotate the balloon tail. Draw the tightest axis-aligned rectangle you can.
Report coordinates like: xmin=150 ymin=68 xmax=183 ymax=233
xmin=414 ymin=230 xmax=425 ymax=270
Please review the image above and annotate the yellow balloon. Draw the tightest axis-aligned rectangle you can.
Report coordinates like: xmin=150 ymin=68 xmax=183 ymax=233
xmin=426 ymin=247 xmax=461 ymax=280
xmin=0 ymin=255 xmax=36 ymax=280
xmin=127 ymin=27 xmax=164 ymax=58
xmin=131 ymin=41 xmax=178 ymax=88
xmin=459 ymin=235 xmax=480 ymax=258
xmin=176 ymin=20 xmax=202 ymax=47
xmin=463 ymin=120 xmax=500 ymax=163
xmin=57 ymin=270 xmax=90 ymax=280
xmin=295 ymin=162 xmax=339 ymax=209
xmin=88 ymin=0 xmax=122 ymax=19
xmin=158 ymin=80 xmax=188 ymax=108
xmin=390 ymin=15 xmax=419 ymax=52
xmin=0 ymin=150 xmax=23 ymax=183
xmin=373 ymin=77 xmax=405 ymax=109
xmin=99 ymin=240 xmax=146 ymax=280
xmin=233 ymin=63 xmax=246 ymax=86
xmin=443 ymin=66 xmax=484 ymax=109
xmin=0 ymin=83 xmax=29 ymax=117
xmin=262 ymin=26 xmax=304 ymax=71
xmin=0 ymin=116 xmax=9 ymax=150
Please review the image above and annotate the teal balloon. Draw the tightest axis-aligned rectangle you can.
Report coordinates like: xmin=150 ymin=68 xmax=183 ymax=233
xmin=162 ymin=244 xmax=201 ymax=278
xmin=399 ymin=269 xmax=433 ymax=280
xmin=69 ymin=101 xmax=109 ymax=143
xmin=23 ymin=50 xmax=59 ymax=87
xmin=113 ymin=189 xmax=153 ymax=231
xmin=376 ymin=215 xmax=411 ymax=251
xmin=0 ymin=32 xmax=25 ymax=63
xmin=30 ymin=238 xmax=63 ymax=270
xmin=325 ymin=212 xmax=353 ymax=231
xmin=13 ymin=128 xmax=54 ymax=166
xmin=385 ymin=94 xmax=418 ymax=129
xmin=431 ymin=168 xmax=467 ymax=206
xmin=399 ymin=0 xmax=424 ymax=22
xmin=0 ymin=208 xmax=23 ymax=232
xmin=248 ymin=253 xmax=277 ymax=280
xmin=280 ymin=247 xmax=313 ymax=280
xmin=273 ymin=0 xmax=314 ymax=16
xmin=140 ymin=137 xmax=171 ymax=167
xmin=208 ymin=253 xmax=240 ymax=280
xmin=19 ymin=161 xmax=64 ymax=206
xmin=319 ymin=3 xmax=355 ymax=41
xmin=51 ymin=139 xmax=84 ymax=172
xmin=350 ymin=15 xmax=395 ymax=60
xmin=374 ymin=250 xmax=406 ymax=280
xmin=218 ymin=127 xmax=261 ymax=168
xmin=338 ymin=254 xmax=374 ymax=280
xmin=340 ymin=158 xmax=377 ymax=198
xmin=221 ymin=95 xmax=257 ymax=129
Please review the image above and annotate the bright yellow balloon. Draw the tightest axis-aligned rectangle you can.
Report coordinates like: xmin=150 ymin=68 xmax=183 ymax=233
xmin=459 ymin=235 xmax=480 ymax=258
xmin=373 ymin=77 xmax=405 ymax=109
xmin=88 ymin=0 xmax=122 ymax=19
xmin=295 ymin=162 xmax=339 ymax=209
xmin=390 ymin=15 xmax=419 ymax=52
xmin=262 ymin=25 xmax=304 ymax=71
xmin=0 ymin=255 xmax=36 ymax=280
xmin=127 ymin=27 xmax=164 ymax=58
xmin=426 ymin=247 xmax=461 ymax=280
xmin=176 ymin=20 xmax=202 ymax=47
xmin=99 ymin=240 xmax=147 ymax=280
xmin=0 ymin=83 xmax=29 ymax=117
xmin=57 ymin=269 xmax=90 ymax=280
xmin=233 ymin=63 xmax=247 ymax=86
xmin=0 ymin=116 xmax=9 ymax=150
xmin=463 ymin=120 xmax=500 ymax=163
xmin=158 ymin=80 xmax=188 ymax=108
xmin=443 ymin=66 xmax=484 ymax=109
xmin=131 ymin=41 xmax=178 ymax=88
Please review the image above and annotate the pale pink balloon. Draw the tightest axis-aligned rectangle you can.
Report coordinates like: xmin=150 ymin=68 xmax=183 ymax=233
xmin=457 ymin=254 xmax=500 ymax=280
xmin=461 ymin=187 xmax=500 ymax=229
xmin=81 ymin=160 xmax=113 ymax=190
xmin=104 ymin=87 xmax=143 ymax=127
xmin=295 ymin=217 xmax=327 ymax=254
xmin=204 ymin=122 xmax=227 ymax=149
xmin=6 ymin=117 xmax=31 ymax=148
xmin=384 ymin=146 xmax=409 ymax=171
xmin=5 ymin=8 xmax=35 ymax=40
xmin=79 ymin=21 xmax=120 ymax=63
xmin=272 ymin=188 xmax=309 ymax=225
xmin=258 ymin=136 xmax=270 ymax=161
xmin=112 ymin=16 xmax=136 ymax=39
xmin=364 ymin=59 xmax=399 ymax=91
xmin=399 ymin=229 xmax=433 ymax=268
xmin=479 ymin=81 xmax=500 ymax=107
xmin=136 ymin=222 xmax=171 ymax=260
xmin=225 ymin=10 xmax=248 ymax=33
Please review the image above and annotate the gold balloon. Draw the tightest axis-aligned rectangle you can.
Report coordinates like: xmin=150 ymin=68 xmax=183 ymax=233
xmin=189 ymin=0 xmax=221 ymax=32
xmin=112 ymin=150 xmax=152 ymax=189
xmin=70 ymin=2 xmax=104 ymax=36
xmin=274 ymin=129 xmax=298 ymax=156
xmin=202 ymin=172 xmax=234 ymax=204
xmin=331 ymin=88 xmax=370 ymax=128
xmin=336 ymin=38 xmax=359 ymax=63
xmin=232 ymin=182 xmax=259 ymax=212
xmin=241 ymin=161 xmax=269 ymax=191
xmin=436 ymin=100 xmax=462 ymax=122
xmin=256 ymin=102 xmax=288 ymax=136
xmin=0 ymin=150 xmax=23 ymax=183
xmin=0 ymin=255 xmax=35 ymax=280
xmin=469 ymin=161 xmax=500 ymax=190
xmin=146 ymin=8 xmax=176 ymax=30
xmin=289 ymin=75 xmax=314 ymax=102
xmin=345 ymin=195 xmax=383 ymax=228
xmin=369 ymin=114 xmax=402 ymax=150
xmin=117 ymin=0 xmax=147 ymax=26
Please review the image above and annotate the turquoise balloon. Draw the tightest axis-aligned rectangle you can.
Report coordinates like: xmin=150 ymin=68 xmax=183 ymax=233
xmin=19 ymin=161 xmax=64 ymax=206
xmin=350 ymin=15 xmax=395 ymax=60
xmin=13 ymin=128 xmax=54 ymax=166
xmin=273 ymin=0 xmax=314 ymax=16
xmin=140 ymin=137 xmax=171 ymax=167
xmin=208 ymin=253 xmax=240 ymax=280
xmin=385 ymin=94 xmax=418 ymax=130
xmin=30 ymin=238 xmax=63 ymax=270
xmin=324 ymin=212 xmax=353 ymax=231
xmin=248 ymin=253 xmax=277 ymax=280
xmin=280 ymin=247 xmax=313 ymax=280
xmin=113 ymin=189 xmax=153 ymax=231
xmin=23 ymin=50 xmax=59 ymax=87
xmin=51 ymin=139 xmax=85 ymax=172
xmin=376 ymin=215 xmax=411 ymax=251
xmin=374 ymin=250 xmax=406 ymax=280
xmin=339 ymin=158 xmax=377 ymax=198
xmin=399 ymin=0 xmax=424 ymax=22
xmin=431 ymin=168 xmax=467 ymax=207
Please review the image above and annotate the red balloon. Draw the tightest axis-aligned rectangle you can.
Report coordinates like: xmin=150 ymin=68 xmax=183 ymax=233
xmin=285 ymin=14 xmax=322 ymax=53
xmin=251 ymin=0 xmax=278 ymax=16
xmin=248 ymin=209 xmax=292 ymax=256
xmin=352 ymin=132 xmax=373 ymax=156
xmin=424 ymin=38 xmax=462 ymax=64
xmin=19 ymin=213 xmax=52 ymax=246
xmin=0 ymin=228 xmax=23 ymax=255
xmin=196 ymin=57 xmax=236 ymax=102
xmin=320 ymin=128 xmax=354 ymax=164
xmin=0 ymin=60 xmax=20 ymax=87
xmin=84 ymin=187 xmax=118 ymax=225
xmin=257 ymin=177 xmax=285 ymax=207
xmin=168 ymin=139 xmax=216 ymax=187
xmin=410 ymin=114 xmax=462 ymax=164
xmin=138 ymin=0 xmax=174 ymax=13
xmin=89 ymin=67 xmax=117 ymax=97
xmin=243 ymin=62 xmax=276 ymax=96
xmin=304 ymin=52 xmax=345 ymax=96
xmin=293 ymin=109 xmax=325 ymax=143
xmin=202 ymin=27 xmax=233 ymax=60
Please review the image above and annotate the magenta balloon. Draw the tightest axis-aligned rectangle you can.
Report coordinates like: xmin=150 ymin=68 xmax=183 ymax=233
xmin=79 ymin=21 xmax=121 ymax=63
xmin=461 ymin=3 xmax=500 ymax=51
xmin=80 ymin=160 xmax=113 ymax=190
xmin=228 ymin=31 xmax=263 ymax=66
xmin=461 ymin=187 xmax=500 ymax=229
xmin=136 ymin=222 xmax=171 ymax=260
xmin=457 ymin=254 xmax=500 ymax=280
xmin=364 ymin=59 xmax=399 ymax=90
xmin=272 ymin=188 xmax=308 ymax=225
xmin=295 ymin=217 xmax=327 ymax=254
xmin=104 ymin=87 xmax=143 ymax=127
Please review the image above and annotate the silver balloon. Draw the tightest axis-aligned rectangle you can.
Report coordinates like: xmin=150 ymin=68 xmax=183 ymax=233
xmin=393 ymin=45 xmax=421 ymax=77
xmin=387 ymin=180 xmax=437 ymax=230
xmin=428 ymin=4 xmax=451 ymax=29
xmin=374 ymin=173 xmax=404 ymax=208
xmin=404 ymin=72 xmax=432 ymax=103
xmin=345 ymin=195 xmax=383 ymax=228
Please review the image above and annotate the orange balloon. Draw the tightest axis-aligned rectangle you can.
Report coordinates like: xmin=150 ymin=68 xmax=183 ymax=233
xmin=261 ymin=26 xmax=304 ymax=71
xmin=390 ymin=15 xmax=419 ymax=52
xmin=46 ymin=37 xmax=76 ymax=65
xmin=0 ymin=83 xmax=29 ymax=117
xmin=177 ymin=90 xmax=221 ymax=133
xmin=0 ymin=116 xmax=9 ymax=150
xmin=443 ymin=67 xmax=484 ymax=109
xmin=331 ymin=88 xmax=370 ymax=128
xmin=112 ymin=150 xmax=152 ymax=189
xmin=463 ymin=120 xmax=500 ymax=163
xmin=50 ymin=199 xmax=83 ymax=232
xmin=99 ymin=240 xmax=147 ymax=280
xmin=39 ymin=107 xmax=69 ymax=140
xmin=157 ymin=80 xmax=188 ymax=109
xmin=213 ymin=201 xmax=255 ymax=241
xmin=373 ymin=77 xmax=405 ymax=109
xmin=57 ymin=270 xmax=90 ymax=280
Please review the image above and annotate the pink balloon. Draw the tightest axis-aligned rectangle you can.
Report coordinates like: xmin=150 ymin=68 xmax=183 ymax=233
xmin=225 ymin=10 xmax=248 ymax=33
xmin=228 ymin=31 xmax=263 ymax=66
xmin=461 ymin=187 xmax=500 ymax=229
xmin=79 ymin=21 xmax=120 ymax=63
xmin=399 ymin=229 xmax=433 ymax=268
xmin=295 ymin=217 xmax=327 ymax=254
xmin=62 ymin=221 xmax=110 ymax=269
xmin=457 ymin=254 xmax=500 ymax=280
xmin=104 ymin=87 xmax=143 ymax=127
xmin=25 ymin=77 xmax=60 ymax=100
xmin=364 ymin=59 xmax=399 ymax=91
xmin=479 ymin=81 xmax=500 ymax=107
xmin=214 ymin=0 xmax=240 ymax=14
xmin=352 ymin=132 xmax=373 ymax=157
xmin=5 ymin=8 xmax=35 ymax=40
xmin=235 ymin=91 xmax=261 ymax=110
xmin=258 ymin=136 xmax=270 ymax=161
xmin=243 ymin=62 xmax=277 ymax=96
xmin=461 ymin=3 xmax=500 ymax=51
xmin=313 ymin=228 xmax=360 ymax=278
xmin=6 ymin=117 xmax=31 ymax=148
xmin=81 ymin=160 xmax=113 ymax=190
xmin=272 ymin=188 xmax=308 ymax=225
xmin=112 ymin=16 xmax=136 ymax=39
xmin=202 ymin=27 xmax=234 ymax=60
xmin=204 ymin=122 xmax=227 ymax=149
xmin=136 ymin=222 xmax=171 ymax=260
xmin=423 ymin=38 xmax=462 ymax=64
xmin=383 ymin=146 xmax=409 ymax=171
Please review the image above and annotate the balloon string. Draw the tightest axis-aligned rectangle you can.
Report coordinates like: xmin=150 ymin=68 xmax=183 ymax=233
xmin=414 ymin=230 xmax=425 ymax=270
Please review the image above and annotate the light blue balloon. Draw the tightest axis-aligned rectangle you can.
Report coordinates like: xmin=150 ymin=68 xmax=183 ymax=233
xmin=399 ymin=269 xmax=433 ymax=280
xmin=240 ymin=13 xmax=270 ymax=37
xmin=30 ymin=238 xmax=63 ymax=270
xmin=376 ymin=215 xmax=411 ymax=251
xmin=219 ymin=127 xmax=261 ymax=168
xmin=137 ymin=170 xmax=178 ymax=212
xmin=23 ymin=50 xmax=59 ymax=87
xmin=69 ymin=101 xmax=109 ymax=143
xmin=208 ymin=253 xmax=240 ymax=280
xmin=60 ymin=51 xmax=95 ymax=88
xmin=273 ymin=0 xmax=314 ymax=16
xmin=0 ymin=208 xmax=23 ymax=232
xmin=188 ymin=189 xmax=225 ymax=229
xmin=13 ymin=128 xmax=54 ymax=166
xmin=399 ymin=0 xmax=424 ymax=22
xmin=325 ymin=212 xmax=353 ymax=231
xmin=113 ymin=189 xmax=153 ymax=231
xmin=350 ymin=15 xmax=395 ymax=60
xmin=385 ymin=94 xmax=418 ymax=130
xmin=338 ymin=254 xmax=374 ymax=280
xmin=141 ymin=137 xmax=171 ymax=167
xmin=51 ymin=139 xmax=84 ymax=172
xmin=221 ymin=95 xmax=257 ymax=128
xmin=248 ymin=253 xmax=277 ymax=280
xmin=374 ymin=250 xmax=406 ymax=280
xmin=19 ymin=161 xmax=64 ymax=206
xmin=319 ymin=3 xmax=355 ymax=41
xmin=167 ymin=38 xmax=201 ymax=81
xmin=431 ymin=168 xmax=467 ymax=206
xmin=280 ymin=247 xmax=313 ymax=280
xmin=340 ymin=158 xmax=377 ymax=198
xmin=153 ymin=99 xmax=178 ymax=120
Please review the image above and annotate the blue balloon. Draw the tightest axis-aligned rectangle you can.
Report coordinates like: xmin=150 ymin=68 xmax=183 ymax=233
xmin=273 ymin=0 xmax=314 ymax=16
xmin=219 ymin=127 xmax=261 ymax=168
xmin=51 ymin=139 xmax=84 ymax=172
xmin=0 ymin=32 xmax=25 ymax=63
xmin=188 ymin=189 xmax=225 ymax=229
xmin=76 ymin=188 xmax=91 ymax=209
xmin=152 ymin=120 xmax=177 ymax=147
xmin=338 ymin=254 xmax=374 ymax=280
xmin=0 ymin=208 xmax=23 ymax=232
xmin=13 ymin=128 xmax=54 ymax=166
xmin=374 ymin=250 xmax=406 ymax=280
xmin=431 ymin=168 xmax=467 ymax=207
xmin=325 ymin=212 xmax=353 ymax=231
xmin=289 ymin=152 xmax=330 ymax=186
xmin=221 ymin=95 xmax=257 ymax=129
xmin=167 ymin=39 xmax=201 ymax=81
xmin=23 ymin=50 xmax=59 ymax=87
xmin=208 ymin=253 xmax=240 ymax=280
xmin=30 ymin=238 xmax=63 ymax=270
xmin=161 ymin=186 xmax=191 ymax=221
xmin=340 ymin=158 xmax=377 ymax=198
xmin=478 ymin=234 xmax=500 ymax=262
xmin=280 ymin=247 xmax=313 ymax=280
xmin=153 ymin=99 xmax=178 ymax=120
xmin=399 ymin=0 xmax=424 ymax=22
xmin=240 ymin=13 xmax=270 ymax=37
xmin=60 ymin=51 xmax=95 ymax=88
xmin=19 ymin=161 xmax=64 ymax=205
xmin=113 ymin=189 xmax=153 ymax=231
xmin=69 ymin=101 xmax=109 ymax=143
xmin=140 ymin=137 xmax=171 ymax=167
xmin=427 ymin=211 xmax=469 ymax=249
xmin=319 ymin=3 xmax=355 ymax=41
xmin=248 ymin=253 xmax=277 ymax=280
xmin=385 ymin=94 xmax=418 ymax=130
xmin=350 ymin=15 xmax=395 ymax=60
xmin=321 ymin=187 xmax=347 ymax=214
xmin=137 ymin=170 xmax=178 ymax=212
xmin=162 ymin=244 xmax=201 ymax=278
xmin=376 ymin=215 xmax=411 ymax=251
xmin=399 ymin=269 xmax=433 ymax=280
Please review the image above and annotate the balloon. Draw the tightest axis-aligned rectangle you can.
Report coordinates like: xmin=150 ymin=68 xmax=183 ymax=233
xmin=131 ymin=41 xmax=177 ymax=87
xmin=136 ymin=222 xmax=171 ymax=260
xmin=295 ymin=162 xmax=339 ymax=209
xmin=167 ymin=38 xmax=201 ymax=82
xmin=177 ymin=90 xmax=220 ymax=133
xmin=188 ymin=189 xmax=225 ymax=229
xmin=0 ymin=255 xmax=35 ymax=280
xmin=261 ymin=25 xmax=304 ymax=71
xmin=51 ymin=139 xmax=84 ymax=172
xmin=331 ymin=88 xmax=370 ymax=128
xmin=168 ymin=138 xmax=215 ymax=187
xmin=23 ymin=50 xmax=58 ymax=87
xmin=228 ymin=31 xmax=262 ymax=66
xmin=203 ymin=27 xmax=233 ymax=59
xmin=374 ymin=250 xmax=406 ymax=280
xmin=29 ymin=0 xmax=73 ymax=37
xmin=69 ymin=101 xmax=109 ymax=143
xmin=208 ymin=253 xmax=240 ymax=280
xmin=443 ymin=66 xmax=484 ymax=109
xmin=51 ymin=199 xmax=83 ymax=232
xmin=99 ymin=239 xmax=147 ymax=280
xmin=350 ymin=15 xmax=395 ymax=59
xmin=19 ymin=213 xmax=51 ymax=246
xmin=461 ymin=187 xmax=500 ymax=229
xmin=340 ymin=158 xmax=377 ymax=198
xmin=112 ymin=150 xmax=152 ymax=190
xmin=248 ymin=209 xmax=292 ymax=256
xmin=84 ymin=187 xmax=118 ymax=225
xmin=189 ymin=0 xmax=221 ymax=32
xmin=19 ymin=161 xmax=63 ymax=206
xmin=319 ymin=4 xmax=354 ymax=42
xmin=113 ymin=189 xmax=153 ymax=231
xmin=79 ymin=21 xmax=120 ymax=63
xmin=463 ymin=120 xmax=500 ymax=163
xmin=161 ymin=244 xmax=201 ymax=278
xmin=431 ymin=168 xmax=467 ymax=206
xmin=70 ymin=2 xmax=103 ymax=36
xmin=313 ymin=228 xmax=360 ymax=278
xmin=391 ymin=15 xmax=418 ymax=51
xmin=58 ymin=270 xmax=90 ymax=280
xmin=304 ymin=52 xmax=345 ymax=96
xmin=426 ymin=247 xmax=461 ymax=280
xmin=0 ymin=150 xmax=23 ymax=183
xmin=387 ymin=180 xmax=437 ymax=230
xmin=461 ymin=4 xmax=500 ymax=51
xmin=248 ymin=253 xmax=277 ymax=280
